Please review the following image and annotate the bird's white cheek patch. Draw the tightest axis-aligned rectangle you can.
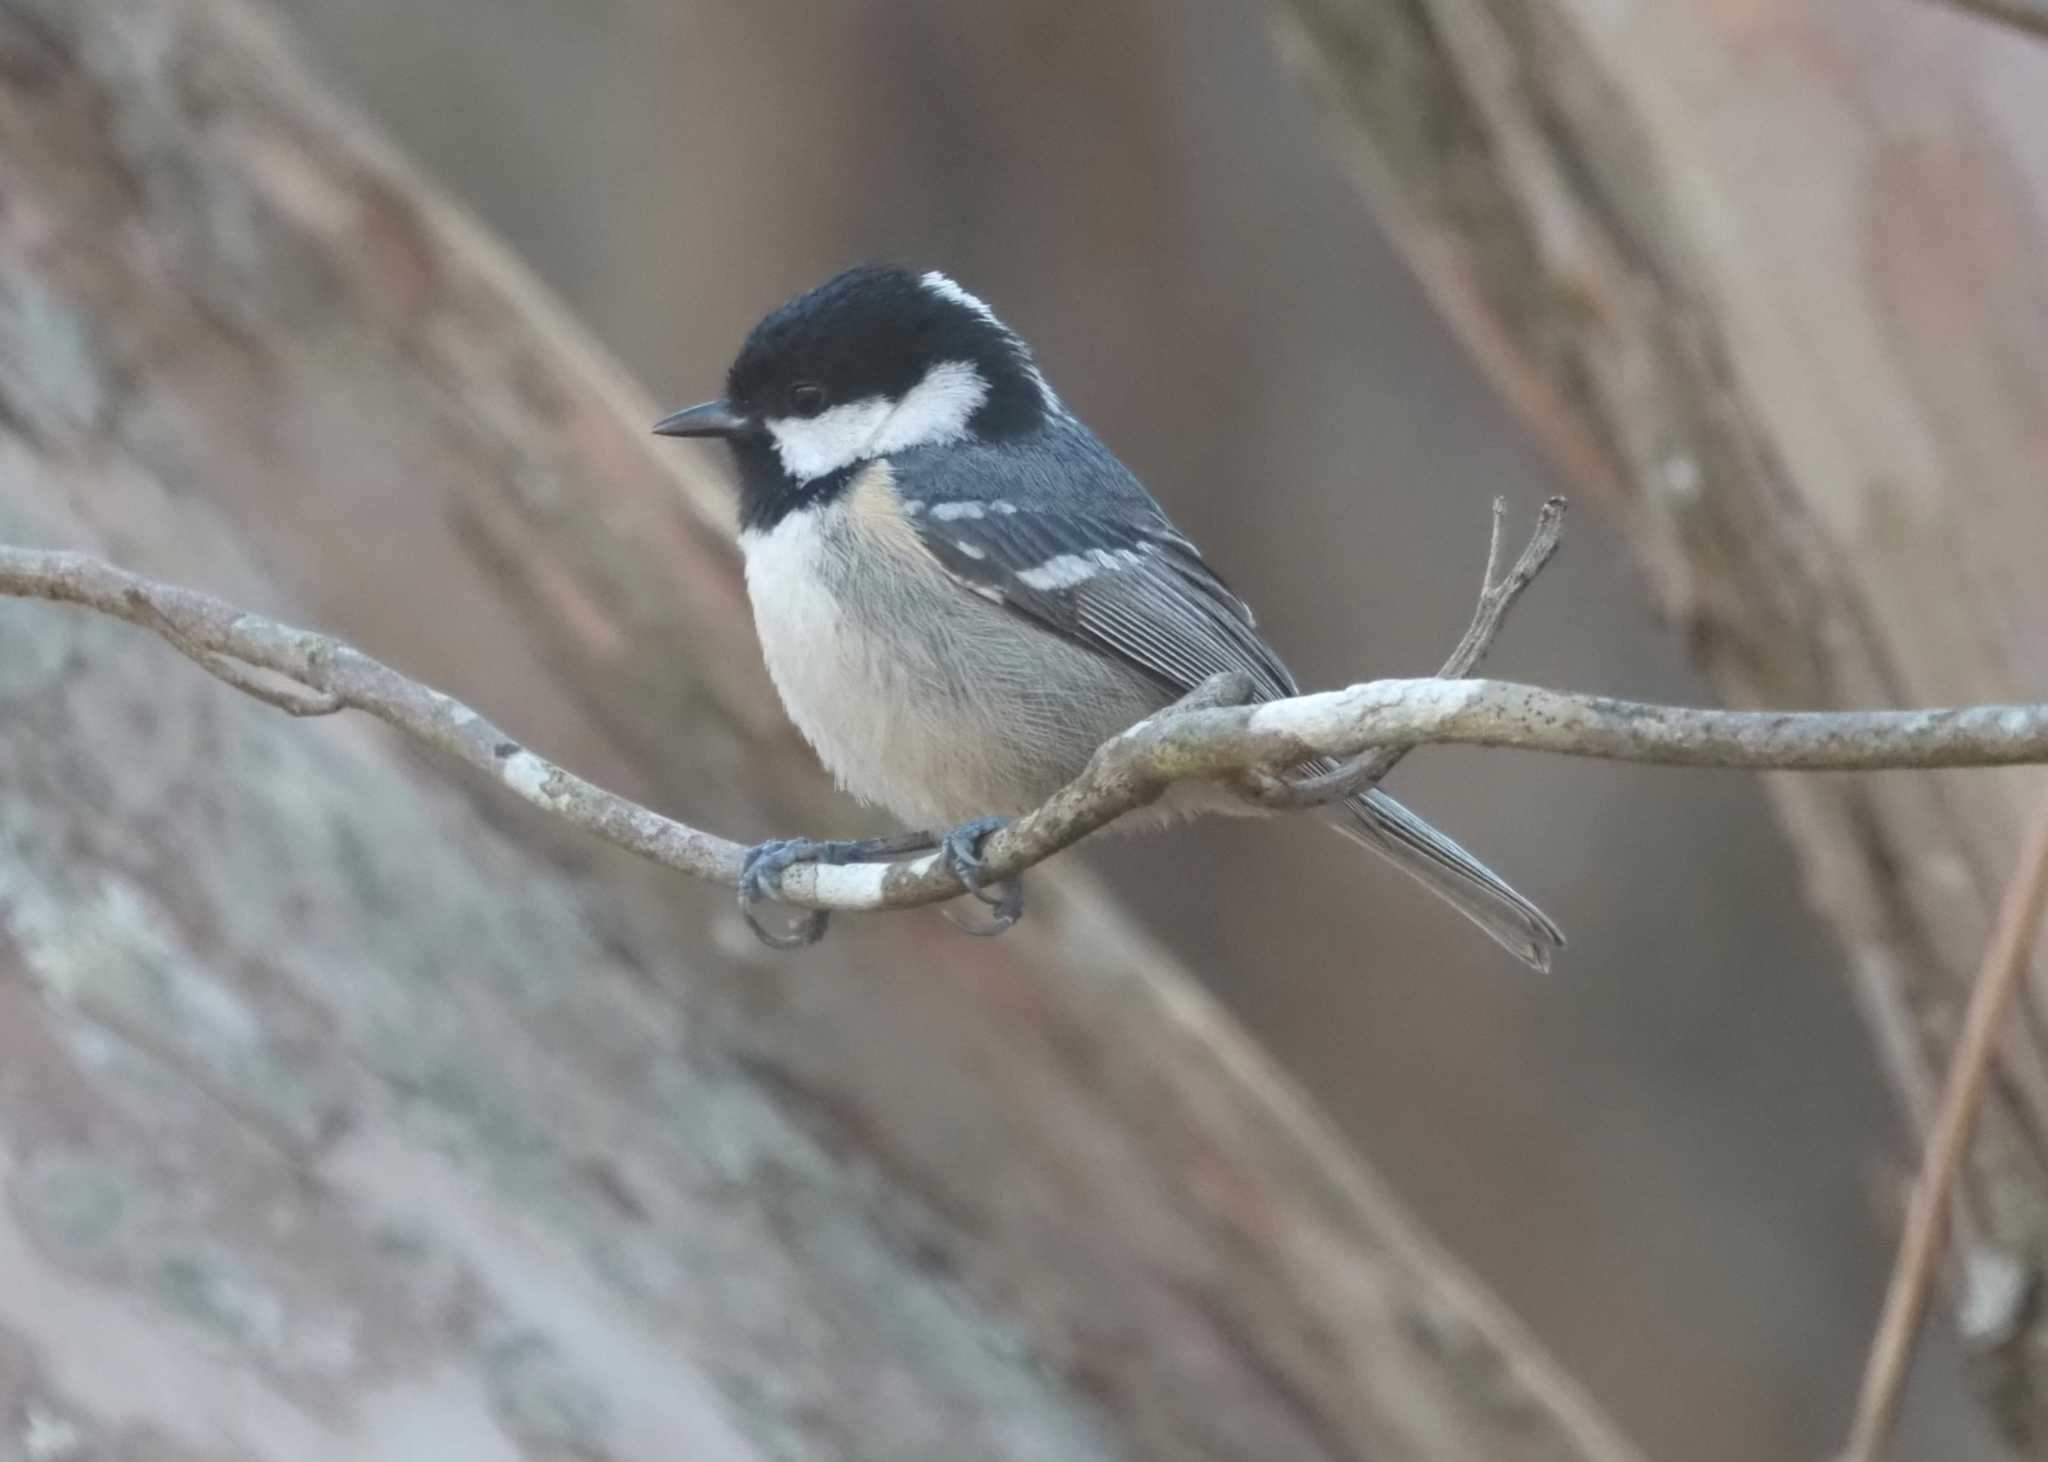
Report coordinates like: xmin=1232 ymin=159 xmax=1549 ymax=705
xmin=764 ymin=360 xmax=992 ymax=482
xmin=873 ymin=360 xmax=989 ymax=455
xmin=767 ymin=399 xmax=893 ymax=482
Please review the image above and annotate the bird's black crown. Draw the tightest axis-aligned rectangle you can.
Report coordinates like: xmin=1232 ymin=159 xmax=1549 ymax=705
xmin=725 ymin=263 xmax=1048 ymax=440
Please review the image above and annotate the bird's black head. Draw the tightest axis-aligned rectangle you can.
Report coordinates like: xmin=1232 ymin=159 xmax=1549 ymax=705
xmin=653 ymin=263 xmax=1056 ymax=529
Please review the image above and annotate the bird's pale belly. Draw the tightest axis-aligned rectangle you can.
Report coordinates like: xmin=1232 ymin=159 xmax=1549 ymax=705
xmin=740 ymin=501 xmax=1166 ymax=829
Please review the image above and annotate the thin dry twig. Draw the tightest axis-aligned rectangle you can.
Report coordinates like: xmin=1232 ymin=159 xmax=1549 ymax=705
xmin=1243 ymin=494 xmax=1565 ymax=808
xmin=1842 ymin=790 xmax=2048 ymax=1462
xmin=1922 ymin=0 xmax=2048 ymax=43
xmin=7 ymin=537 xmax=2048 ymax=930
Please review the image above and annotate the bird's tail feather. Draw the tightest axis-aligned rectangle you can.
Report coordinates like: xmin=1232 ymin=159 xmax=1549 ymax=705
xmin=1329 ymin=788 xmax=1564 ymax=971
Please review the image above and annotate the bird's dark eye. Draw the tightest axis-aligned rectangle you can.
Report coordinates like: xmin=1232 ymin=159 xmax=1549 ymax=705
xmin=788 ymin=382 xmax=828 ymax=418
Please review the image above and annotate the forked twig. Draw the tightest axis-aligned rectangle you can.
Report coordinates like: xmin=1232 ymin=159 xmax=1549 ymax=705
xmin=1242 ymin=495 xmax=1565 ymax=809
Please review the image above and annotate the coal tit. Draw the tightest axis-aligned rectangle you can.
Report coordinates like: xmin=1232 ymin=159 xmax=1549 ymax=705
xmin=656 ymin=263 xmax=1563 ymax=967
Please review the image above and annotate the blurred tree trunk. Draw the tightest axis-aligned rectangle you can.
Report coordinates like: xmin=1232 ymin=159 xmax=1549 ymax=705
xmin=1275 ymin=0 xmax=2048 ymax=1445
xmin=0 ymin=0 xmax=1648 ymax=1458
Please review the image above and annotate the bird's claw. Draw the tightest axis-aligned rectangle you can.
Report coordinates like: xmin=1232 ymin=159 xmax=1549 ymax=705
xmin=737 ymin=837 xmax=838 ymax=950
xmin=939 ymin=816 xmax=1023 ymax=937
xmin=736 ymin=822 xmax=1021 ymax=947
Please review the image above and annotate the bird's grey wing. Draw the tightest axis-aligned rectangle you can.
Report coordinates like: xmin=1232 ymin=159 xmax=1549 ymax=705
xmin=908 ymin=492 xmax=1296 ymax=701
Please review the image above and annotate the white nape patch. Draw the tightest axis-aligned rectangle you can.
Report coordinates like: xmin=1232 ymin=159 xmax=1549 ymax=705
xmin=951 ymin=541 xmax=986 ymax=560
xmin=929 ymin=500 xmax=983 ymax=521
xmin=920 ymin=271 xmax=1064 ymax=417
xmin=1016 ymin=547 xmax=1146 ymax=591
xmin=920 ymin=271 xmax=1001 ymax=325
xmin=763 ymin=359 xmax=990 ymax=483
xmin=989 ymin=500 xmax=1020 ymax=514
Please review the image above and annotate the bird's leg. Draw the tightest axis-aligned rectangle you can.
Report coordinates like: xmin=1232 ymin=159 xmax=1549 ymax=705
xmin=738 ymin=830 xmax=940 ymax=949
xmin=937 ymin=815 xmax=1023 ymax=937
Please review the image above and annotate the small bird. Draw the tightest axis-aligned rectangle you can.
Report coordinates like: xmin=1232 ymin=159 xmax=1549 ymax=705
xmin=656 ymin=263 xmax=1563 ymax=968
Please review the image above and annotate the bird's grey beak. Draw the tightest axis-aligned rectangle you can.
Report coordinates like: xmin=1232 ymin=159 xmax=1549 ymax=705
xmin=651 ymin=399 xmax=751 ymax=439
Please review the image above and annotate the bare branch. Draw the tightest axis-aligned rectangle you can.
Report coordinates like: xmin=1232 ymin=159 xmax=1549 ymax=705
xmin=1842 ymin=791 xmax=2048 ymax=1462
xmin=2 ymin=545 xmax=747 ymax=884
xmin=6 ymin=541 xmax=2048 ymax=929
xmin=1921 ymin=0 xmax=2048 ymax=43
xmin=1243 ymin=495 xmax=1566 ymax=809
xmin=128 ymin=589 xmax=344 ymax=717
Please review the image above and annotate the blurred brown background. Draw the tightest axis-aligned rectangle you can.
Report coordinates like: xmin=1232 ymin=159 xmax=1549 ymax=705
xmin=234 ymin=3 xmax=2010 ymax=1459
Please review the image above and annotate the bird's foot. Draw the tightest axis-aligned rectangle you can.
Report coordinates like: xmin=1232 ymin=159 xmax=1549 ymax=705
xmin=737 ymin=831 xmax=937 ymax=950
xmin=938 ymin=815 xmax=1023 ymax=937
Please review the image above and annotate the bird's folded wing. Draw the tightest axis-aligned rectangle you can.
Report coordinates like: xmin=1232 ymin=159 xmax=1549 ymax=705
xmin=907 ymin=491 xmax=1298 ymax=702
